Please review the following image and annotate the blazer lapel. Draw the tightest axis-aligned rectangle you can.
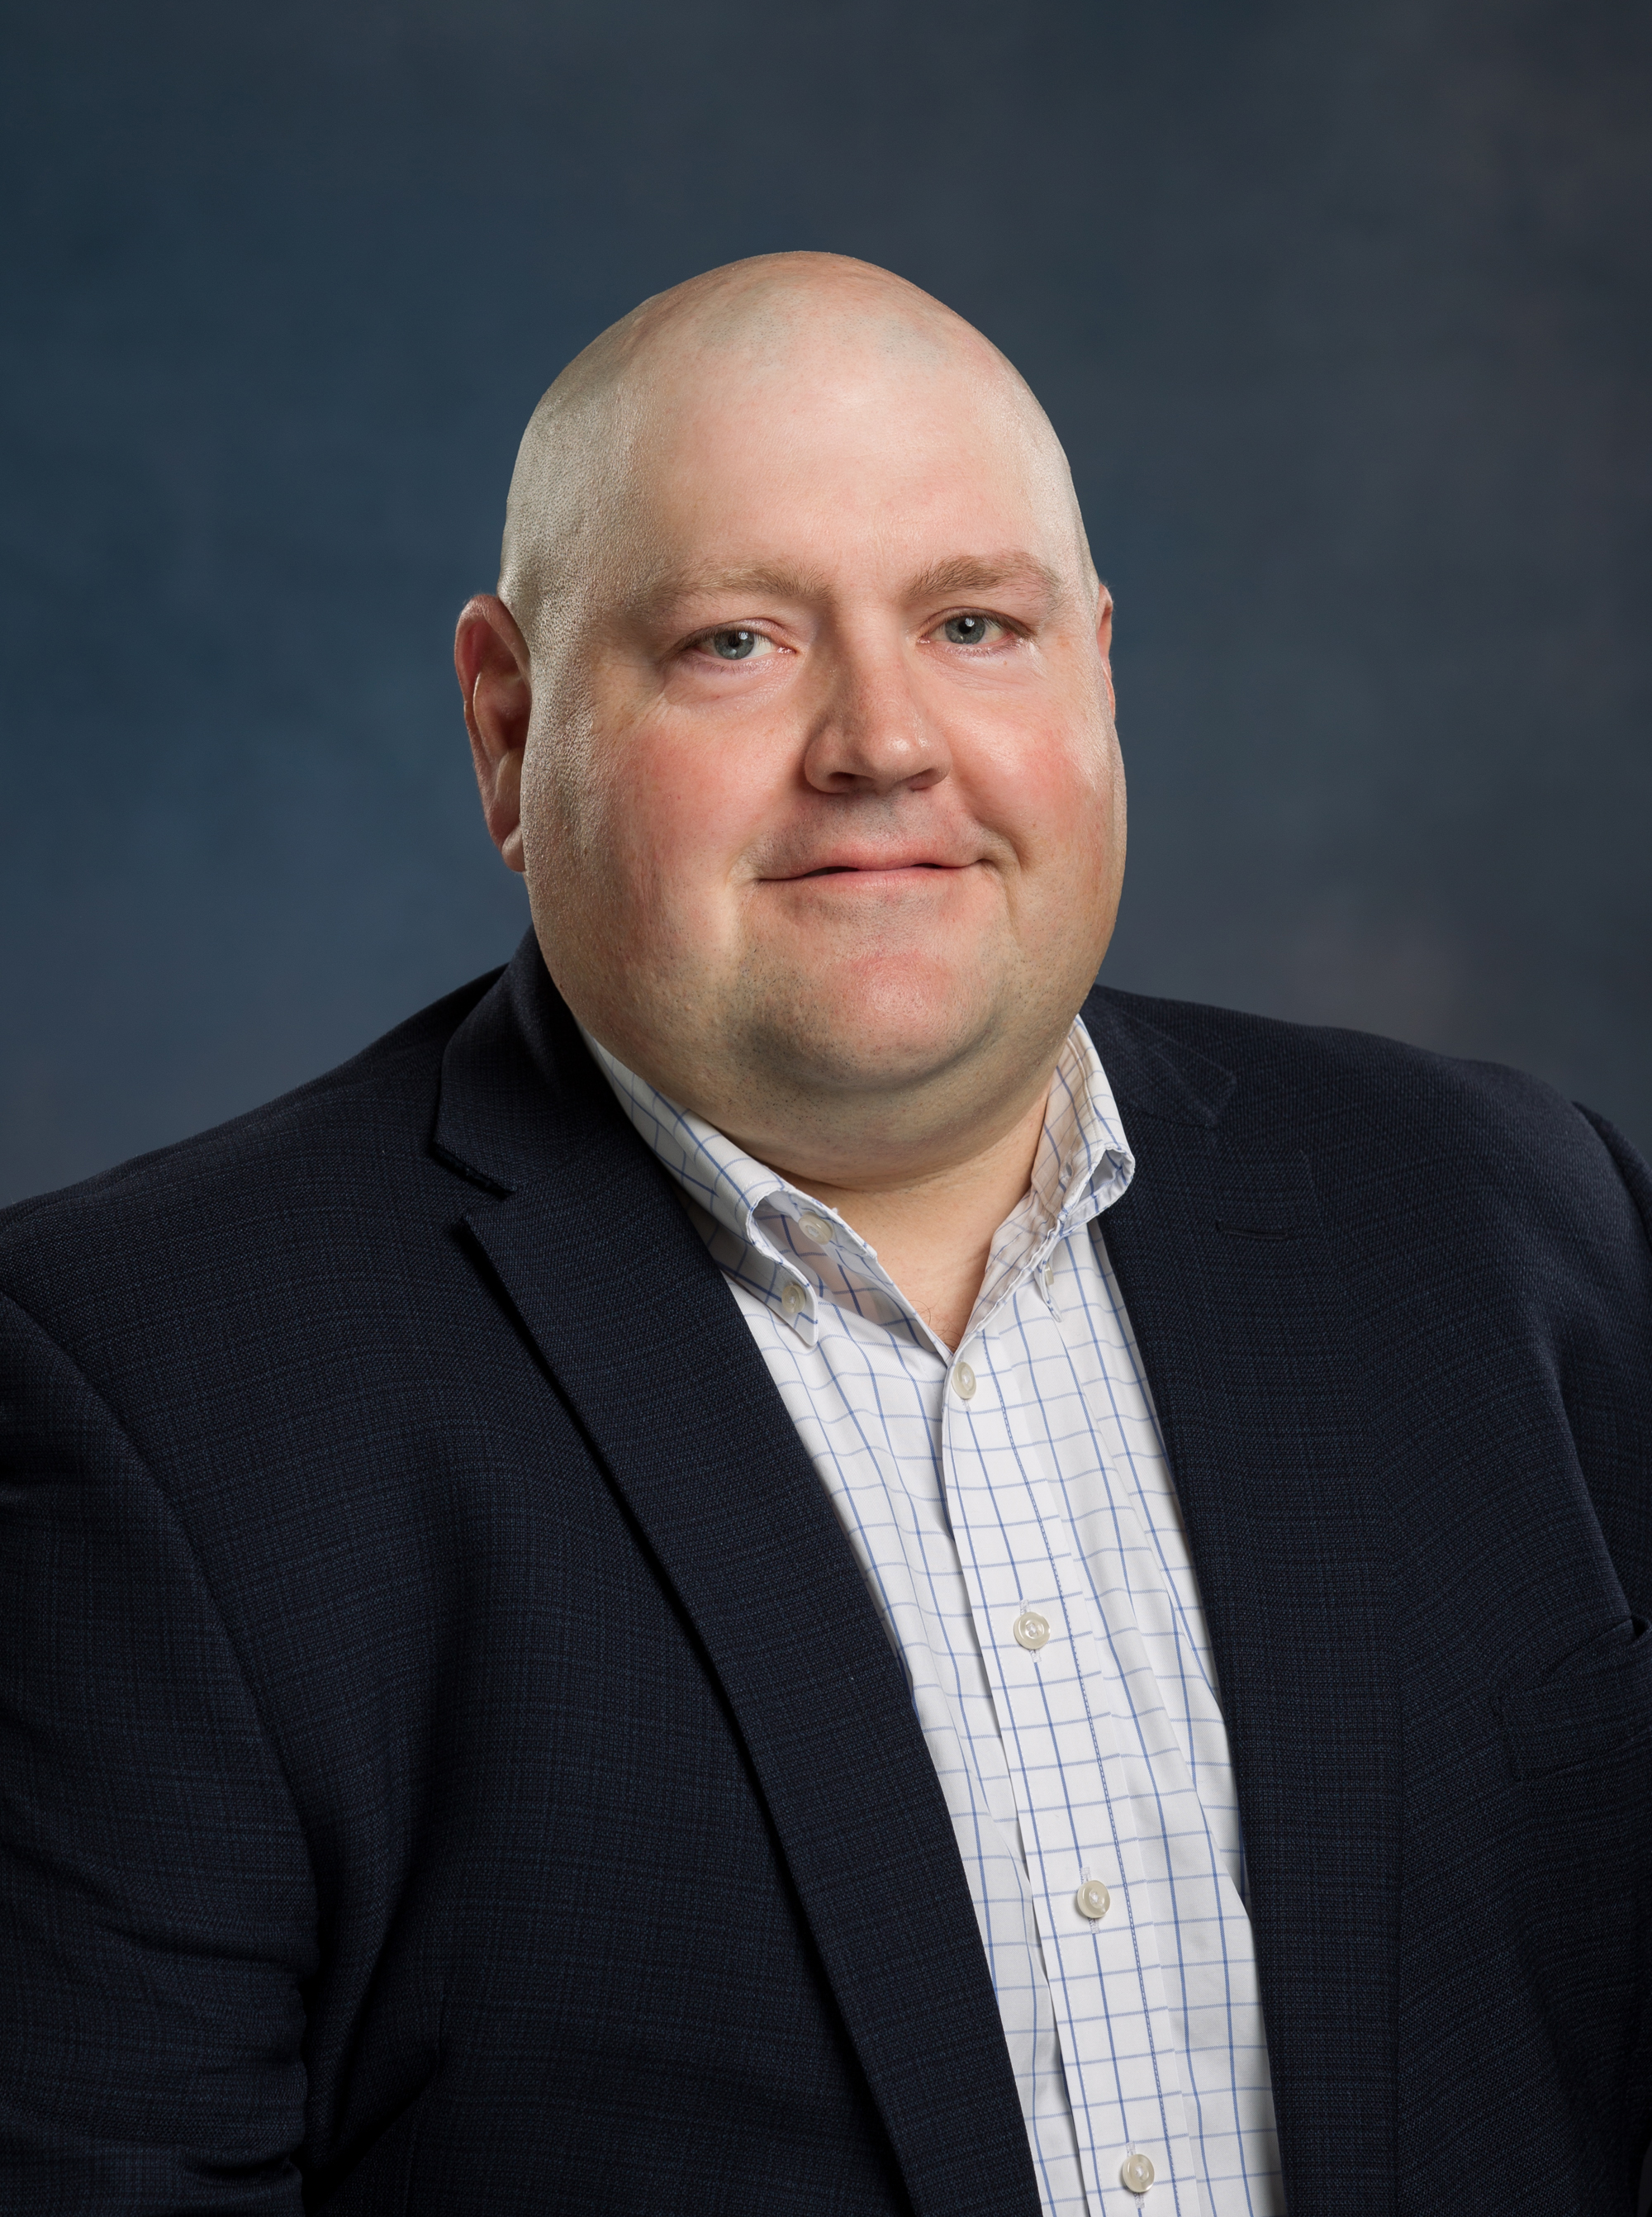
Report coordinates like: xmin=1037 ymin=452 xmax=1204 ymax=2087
xmin=1086 ymin=988 xmax=1399 ymax=2215
xmin=434 ymin=941 xmax=1042 ymax=2217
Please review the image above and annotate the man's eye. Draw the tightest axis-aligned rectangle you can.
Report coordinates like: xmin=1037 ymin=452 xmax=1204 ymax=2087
xmin=938 ymin=613 xmax=1003 ymax=647
xmin=701 ymin=627 xmax=769 ymax=661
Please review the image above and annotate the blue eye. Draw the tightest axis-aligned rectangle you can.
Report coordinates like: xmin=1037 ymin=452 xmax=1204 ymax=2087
xmin=942 ymin=614 xmax=995 ymax=645
xmin=710 ymin=628 xmax=758 ymax=660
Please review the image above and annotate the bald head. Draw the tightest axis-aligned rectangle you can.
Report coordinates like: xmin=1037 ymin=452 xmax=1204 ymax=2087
xmin=499 ymin=253 xmax=1095 ymax=653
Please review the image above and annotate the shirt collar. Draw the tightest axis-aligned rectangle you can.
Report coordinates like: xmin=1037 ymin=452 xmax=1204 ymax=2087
xmin=584 ymin=1018 xmax=1136 ymax=1349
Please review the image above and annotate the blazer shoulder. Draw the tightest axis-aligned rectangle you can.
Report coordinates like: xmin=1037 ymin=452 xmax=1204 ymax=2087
xmin=0 ymin=966 xmax=504 ymax=1313
xmin=1084 ymin=983 xmax=1647 ymax=1228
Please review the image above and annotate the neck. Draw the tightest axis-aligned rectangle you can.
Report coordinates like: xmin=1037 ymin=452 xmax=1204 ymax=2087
xmin=766 ymin=1084 xmax=1053 ymax=1352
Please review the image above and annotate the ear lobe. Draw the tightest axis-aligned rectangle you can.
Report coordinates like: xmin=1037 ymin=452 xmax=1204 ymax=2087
xmin=455 ymin=594 xmax=533 ymax=874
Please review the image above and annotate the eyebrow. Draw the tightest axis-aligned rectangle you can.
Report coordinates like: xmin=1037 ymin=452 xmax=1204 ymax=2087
xmin=624 ymin=563 xmax=825 ymax=630
xmin=901 ymin=552 xmax=1069 ymax=613
xmin=624 ymin=549 xmax=1069 ymax=630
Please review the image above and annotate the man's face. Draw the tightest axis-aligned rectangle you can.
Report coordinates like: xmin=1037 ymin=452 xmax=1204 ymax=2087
xmin=514 ymin=330 xmax=1125 ymax=1172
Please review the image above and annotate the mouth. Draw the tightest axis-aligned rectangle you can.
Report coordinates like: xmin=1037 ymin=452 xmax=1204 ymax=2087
xmin=767 ymin=852 xmax=979 ymax=883
xmin=799 ymin=862 xmax=950 ymax=878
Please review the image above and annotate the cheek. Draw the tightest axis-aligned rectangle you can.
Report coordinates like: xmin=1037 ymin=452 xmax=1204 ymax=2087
xmin=529 ymin=712 xmax=776 ymax=957
xmin=973 ymin=710 xmax=1121 ymax=876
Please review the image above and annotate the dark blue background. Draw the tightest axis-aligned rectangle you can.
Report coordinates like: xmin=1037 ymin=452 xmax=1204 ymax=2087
xmin=4 ymin=0 xmax=1649 ymax=1204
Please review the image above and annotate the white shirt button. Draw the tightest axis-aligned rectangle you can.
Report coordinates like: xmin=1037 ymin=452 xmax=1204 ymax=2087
xmin=798 ymin=1213 xmax=832 ymax=1244
xmin=780 ymin=1281 xmax=807 ymax=1319
xmin=1075 ymin=1877 xmax=1111 ymax=1920
xmin=1119 ymin=2150 xmax=1156 ymax=2196
xmin=1012 ymin=1608 xmax=1051 ymax=1651
xmin=952 ymin=1360 xmax=976 ymax=1399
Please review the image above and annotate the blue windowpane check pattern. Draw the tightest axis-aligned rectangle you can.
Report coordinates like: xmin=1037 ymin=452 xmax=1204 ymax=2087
xmin=588 ymin=1021 xmax=1284 ymax=2217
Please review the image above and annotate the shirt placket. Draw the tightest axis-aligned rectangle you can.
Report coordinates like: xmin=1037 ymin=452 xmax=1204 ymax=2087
xmin=942 ymin=1287 xmax=1202 ymax=2217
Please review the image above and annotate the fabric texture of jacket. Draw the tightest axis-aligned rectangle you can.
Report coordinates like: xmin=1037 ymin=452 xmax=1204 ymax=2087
xmin=2 ymin=933 xmax=1649 ymax=2215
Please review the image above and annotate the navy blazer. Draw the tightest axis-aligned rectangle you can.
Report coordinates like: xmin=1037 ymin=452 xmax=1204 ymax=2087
xmin=2 ymin=934 xmax=1650 ymax=2215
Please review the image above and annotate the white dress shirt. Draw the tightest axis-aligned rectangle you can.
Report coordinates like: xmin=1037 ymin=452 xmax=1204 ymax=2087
xmin=590 ymin=1018 xmax=1284 ymax=2217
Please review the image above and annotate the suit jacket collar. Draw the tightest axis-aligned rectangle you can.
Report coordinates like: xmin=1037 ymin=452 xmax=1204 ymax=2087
xmin=1079 ymin=983 xmax=1237 ymax=1131
xmin=433 ymin=938 xmax=1399 ymax=2213
xmin=430 ymin=932 xmax=621 ymax=1194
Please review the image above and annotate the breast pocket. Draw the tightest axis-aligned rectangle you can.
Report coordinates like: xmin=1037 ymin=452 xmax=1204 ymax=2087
xmin=1498 ymin=1616 xmax=1652 ymax=1781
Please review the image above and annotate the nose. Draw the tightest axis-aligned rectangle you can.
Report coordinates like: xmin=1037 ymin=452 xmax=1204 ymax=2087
xmin=800 ymin=630 xmax=952 ymax=797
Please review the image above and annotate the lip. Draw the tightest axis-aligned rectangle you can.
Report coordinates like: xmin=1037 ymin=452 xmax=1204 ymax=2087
xmin=765 ymin=852 xmax=980 ymax=881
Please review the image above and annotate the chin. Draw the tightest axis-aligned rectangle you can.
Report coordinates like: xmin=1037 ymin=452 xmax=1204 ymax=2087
xmin=752 ymin=971 xmax=1009 ymax=1095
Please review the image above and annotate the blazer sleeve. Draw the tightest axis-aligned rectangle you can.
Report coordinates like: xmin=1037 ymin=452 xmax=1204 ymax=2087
xmin=0 ymin=1293 xmax=316 ymax=2210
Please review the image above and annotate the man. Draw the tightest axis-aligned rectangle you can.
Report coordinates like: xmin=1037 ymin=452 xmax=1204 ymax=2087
xmin=1 ymin=254 xmax=1648 ymax=2215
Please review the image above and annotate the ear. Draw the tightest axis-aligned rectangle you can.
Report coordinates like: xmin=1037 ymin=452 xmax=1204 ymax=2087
xmin=455 ymin=593 xmax=533 ymax=874
xmin=1094 ymin=582 xmax=1115 ymax=716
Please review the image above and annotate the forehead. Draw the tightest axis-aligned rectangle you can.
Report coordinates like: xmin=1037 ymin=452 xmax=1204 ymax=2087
xmin=604 ymin=342 xmax=1073 ymax=591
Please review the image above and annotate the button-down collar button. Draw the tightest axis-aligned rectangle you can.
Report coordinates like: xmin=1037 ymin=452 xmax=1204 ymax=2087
xmin=952 ymin=1360 xmax=976 ymax=1400
xmin=1012 ymin=1607 xmax=1050 ymax=1652
xmin=1075 ymin=1877 xmax=1111 ymax=1920
xmin=780 ymin=1281 xmax=807 ymax=1319
xmin=1119 ymin=2151 xmax=1156 ymax=2196
xmin=798 ymin=1212 xmax=832 ymax=1244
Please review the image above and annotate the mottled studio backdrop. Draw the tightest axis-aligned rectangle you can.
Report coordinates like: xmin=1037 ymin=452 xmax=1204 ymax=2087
xmin=3 ymin=0 xmax=1649 ymax=1204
